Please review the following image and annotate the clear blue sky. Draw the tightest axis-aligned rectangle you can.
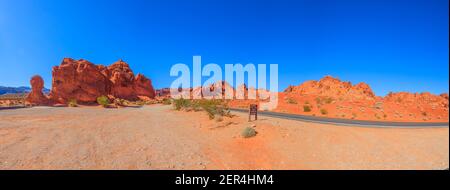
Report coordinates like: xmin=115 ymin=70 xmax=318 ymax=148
xmin=0 ymin=0 xmax=448 ymax=96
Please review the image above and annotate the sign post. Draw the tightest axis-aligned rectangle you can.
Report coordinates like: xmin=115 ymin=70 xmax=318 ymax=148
xmin=249 ymin=104 xmax=258 ymax=122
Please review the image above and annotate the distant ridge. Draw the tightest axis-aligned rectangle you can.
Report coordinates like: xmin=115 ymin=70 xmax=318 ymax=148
xmin=0 ymin=86 xmax=50 ymax=95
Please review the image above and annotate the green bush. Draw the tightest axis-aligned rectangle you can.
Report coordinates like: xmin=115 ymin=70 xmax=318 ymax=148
xmin=97 ymin=96 xmax=110 ymax=107
xmin=173 ymin=99 xmax=231 ymax=120
xmin=286 ymin=98 xmax=297 ymax=104
xmin=374 ymin=102 xmax=383 ymax=109
xmin=114 ymin=98 xmax=126 ymax=107
xmin=68 ymin=99 xmax=78 ymax=107
xmin=241 ymin=127 xmax=257 ymax=138
xmin=315 ymin=97 xmax=322 ymax=105
xmin=136 ymin=100 xmax=146 ymax=106
xmin=196 ymin=99 xmax=230 ymax=119
xmin=316 ymin=97 xmax=333 ymax=105
xmin=162 ymin=98 xmax=172 ymax=105
xmin=303 ymin=105 xmax=312 ymax=112
xmin=173 ymin=98 xmax=191 ymax=110
xmin=320 ymin=108 xmax=328 ymax=115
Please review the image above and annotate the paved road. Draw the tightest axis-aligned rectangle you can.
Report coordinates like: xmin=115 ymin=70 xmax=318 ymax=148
xmin=230 ymin=108 xmax=449 ymax=128
xmin=0 ymin=106 xmax=28 ymax=110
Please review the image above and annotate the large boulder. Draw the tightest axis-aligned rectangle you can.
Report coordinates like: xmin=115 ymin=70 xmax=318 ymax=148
xmin=134 ymin=74 xmax=156 ymax=98
xmin=107 ymin=59 xmax=138 ymax=99
xmin=26 ymin=75 xmax=50 ymax=105
xmin=50 ymin=58 xmax=110 ymax=104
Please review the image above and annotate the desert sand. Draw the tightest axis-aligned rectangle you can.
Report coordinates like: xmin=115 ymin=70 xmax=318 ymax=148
xmin=0 ymin=105 xmax=448 ymax=170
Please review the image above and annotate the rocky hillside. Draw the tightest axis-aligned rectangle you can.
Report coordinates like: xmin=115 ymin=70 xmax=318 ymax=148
xmin=229 ymin=76 xmax=449 ymax=122
xmin=284 ymin=76 xmax=376 ymax=100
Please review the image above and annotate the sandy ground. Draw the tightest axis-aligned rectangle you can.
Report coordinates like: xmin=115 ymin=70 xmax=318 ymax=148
xmin=0 ymin=105 xmax=448 ymax=170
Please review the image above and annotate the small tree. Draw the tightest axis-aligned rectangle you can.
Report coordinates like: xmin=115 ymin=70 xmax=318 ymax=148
xmin=97 ymin=96 xmax=110 ymax=108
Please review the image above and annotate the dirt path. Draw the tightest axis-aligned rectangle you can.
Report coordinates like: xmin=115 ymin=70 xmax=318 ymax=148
xmin=0 ymin=105 xmax=448 ymax=170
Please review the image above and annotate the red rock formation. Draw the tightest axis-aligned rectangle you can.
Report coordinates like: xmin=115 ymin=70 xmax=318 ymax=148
xmin=26 ymin=75 xmax=50 ymax=105
xmin=134 ymin=74 xmax=156 ymax=98
xmin=50 ymin=58 xmax=155 ymax=104
xmin=286 ymin=76 xmax=376 ymax=100
xmin=384 ymin=92 xmax=449 ymax=108
xmin=107 ymin=59 xmax=137 ymax=99
xmin=50 ymin=58 xmax=110 ymax=103
xmin=230 ymin=75 xmax=448 ymax=122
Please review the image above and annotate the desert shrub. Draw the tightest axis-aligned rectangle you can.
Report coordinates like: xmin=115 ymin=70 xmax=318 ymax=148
xmin=374 ymin=102 xmax=383 ymax=109
xmin=303 ymin=105 xmax=312 ymax=112
xmin=320 ymin=108 xmax=328 ymax=115
xmin=325 ymin=97 xmax=334 ymax=104
xmin=241 ymin=127 xmax=257 ymax=138
xmin=173 ymin=99 xmax=231 ymax=119
xmin=114 ymin=98 xmax=126 ymax=107
xmin=162 ymin=98 xmax=172 ymax=105
xmin=190 ymin=102 xmax=202 ymax=112
xmin=316 ymin=97 xmax=333 ymax=105
xmin=68 ymin=99 xmax=78 ymax=107
xmin=97 ymin=96 xmax=110 ymax=107
xmin=136 ymin=100 xmax=146 ymax=106
xmin=173 ymin=98 xmax=191 ymax=110
xmin=422 ymin=112 xmax=427 ymax=116
xmin=196 ymin=99 xmax=230 ymax=119
xmin=315 ymin=97 xmax=322 ymax=105
xmin=286 ymin=98 xmax=297 ymax=104
xmin=375 ymin=113 xmax=381 ymax=119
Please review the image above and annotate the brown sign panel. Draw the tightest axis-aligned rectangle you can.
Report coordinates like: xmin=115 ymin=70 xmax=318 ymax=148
xmin=249 ymin=104 xmax=258 ymax=121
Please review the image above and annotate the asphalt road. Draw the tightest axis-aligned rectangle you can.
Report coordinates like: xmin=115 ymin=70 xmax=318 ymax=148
xmin=0 ymin=106 xmax=28 ymax=110
xmin=230 ymin=108 xmax=449 ymax=128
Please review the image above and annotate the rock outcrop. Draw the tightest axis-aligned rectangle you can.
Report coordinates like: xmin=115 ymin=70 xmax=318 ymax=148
xmin=134 ymin=74 xmax=156 ymax=98
xmin=384 ymin=92 xmax=449 ymax=108
xmin=50 ymin=58 xmax=155 ymax=104
xmin=286 ymin=76 xmax=375 ymax=100
xmin=26 ymin=75 xmax=50 ymax=105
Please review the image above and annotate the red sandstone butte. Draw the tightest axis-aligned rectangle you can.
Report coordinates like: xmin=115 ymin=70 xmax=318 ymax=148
xmin=49 ymin=58 xmax=155 ymax=104
xmin=26 ymin=75 xmax=50 ymax=105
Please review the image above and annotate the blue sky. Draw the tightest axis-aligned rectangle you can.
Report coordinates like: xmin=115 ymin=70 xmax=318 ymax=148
xmin=0 ymin=0 xmax=448 ymax=96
